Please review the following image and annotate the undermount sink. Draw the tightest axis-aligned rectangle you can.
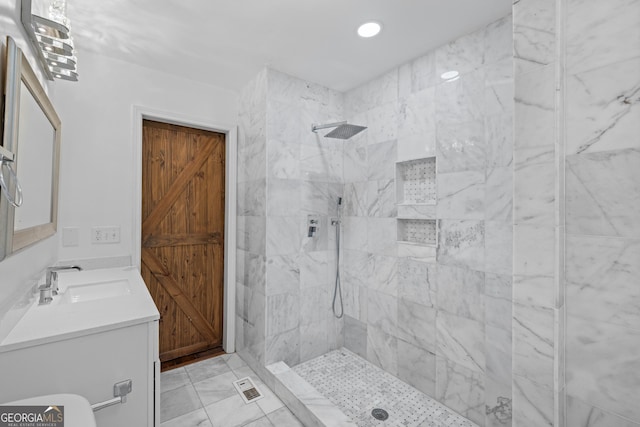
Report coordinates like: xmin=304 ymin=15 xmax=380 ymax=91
xmin=60 ymin=279 xmax=132 ymax=304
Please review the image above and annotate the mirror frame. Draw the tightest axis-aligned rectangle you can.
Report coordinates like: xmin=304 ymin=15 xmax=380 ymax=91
xmin=0 ymin=36 xmax=61 ymax=258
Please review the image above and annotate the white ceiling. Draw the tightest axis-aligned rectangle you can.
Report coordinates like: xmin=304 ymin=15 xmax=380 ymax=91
xmin=66 ymin=0 xmax=511 ymax=93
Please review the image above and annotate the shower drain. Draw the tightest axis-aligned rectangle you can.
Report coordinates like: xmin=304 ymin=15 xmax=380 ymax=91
xmin=371 ymin=408 xmax=389 ymax=421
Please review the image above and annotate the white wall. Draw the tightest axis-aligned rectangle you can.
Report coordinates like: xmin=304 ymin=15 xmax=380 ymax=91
xmin=0 ymin=5 xmax=239 ymax=339
xmin=0 ymin=2 xmax=58 ymax=339
xmin=54 ymin=51 xmax=239 ymax=262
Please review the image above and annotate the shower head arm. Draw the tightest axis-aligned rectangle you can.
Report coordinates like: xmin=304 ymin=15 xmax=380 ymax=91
xmin=311 ymin=121 xmax=347 ymax=133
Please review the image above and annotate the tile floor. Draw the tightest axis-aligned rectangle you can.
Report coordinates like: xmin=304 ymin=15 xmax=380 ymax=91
xmin=160 ymin=353 xmax=304 ymax=427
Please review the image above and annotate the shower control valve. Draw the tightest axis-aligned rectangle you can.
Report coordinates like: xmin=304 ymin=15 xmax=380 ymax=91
xmin=307 ymin=215 xmax=320 ymax=238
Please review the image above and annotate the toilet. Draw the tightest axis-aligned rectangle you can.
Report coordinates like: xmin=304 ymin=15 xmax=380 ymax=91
xmin=2 ymin=394 xmax=97 ymax=427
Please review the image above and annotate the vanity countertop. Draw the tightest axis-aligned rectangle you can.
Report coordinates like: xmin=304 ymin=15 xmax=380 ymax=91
xmin=0 ymin=266 xmax=159 ymax=353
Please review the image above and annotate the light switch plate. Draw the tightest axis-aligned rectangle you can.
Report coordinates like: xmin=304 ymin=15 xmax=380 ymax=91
xmin=91 ymin=226 xmax=121 ymax=244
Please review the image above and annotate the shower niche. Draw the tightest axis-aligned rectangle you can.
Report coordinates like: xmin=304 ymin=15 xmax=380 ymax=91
xmin=396 ymin=157 xmax=436 ymax=205
xmin=397 ymin=219 xmax=437 ymax=246
xmin=396 ymin=157 xmax=437 ymax=258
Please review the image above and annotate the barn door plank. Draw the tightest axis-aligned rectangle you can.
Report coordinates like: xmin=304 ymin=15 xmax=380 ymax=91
xmin=142 ymin=140 xmax=217 ymax=237
xmin=142 ymin=232 xmax=222 ymax=248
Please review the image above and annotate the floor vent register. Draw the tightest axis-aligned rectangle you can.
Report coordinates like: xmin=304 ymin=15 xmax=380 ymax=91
xmin=233 ymin=377 xmax=264 ymax=404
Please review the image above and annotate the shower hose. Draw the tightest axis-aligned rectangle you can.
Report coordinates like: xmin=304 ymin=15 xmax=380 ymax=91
xmin=332 ymin=217 xmax=344 ymax=319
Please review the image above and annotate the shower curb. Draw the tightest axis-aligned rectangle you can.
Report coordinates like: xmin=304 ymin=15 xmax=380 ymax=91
xmin=267 ymin=361 xmax=357 ymax=427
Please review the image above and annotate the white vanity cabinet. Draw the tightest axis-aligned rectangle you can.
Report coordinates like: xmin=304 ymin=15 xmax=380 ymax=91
xmin=0 ymin=321 xmax=159 ymax=426
xmin=0 ymin=267 xmax=160 ymax=427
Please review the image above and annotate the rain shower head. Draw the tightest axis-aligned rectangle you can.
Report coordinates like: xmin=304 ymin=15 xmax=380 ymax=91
xmin=311 ymin=121 xmax=367 ymax=140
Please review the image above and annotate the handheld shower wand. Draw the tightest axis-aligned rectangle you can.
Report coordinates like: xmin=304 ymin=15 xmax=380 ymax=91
xmin=332 ymin=197 xmax=344 ymax=318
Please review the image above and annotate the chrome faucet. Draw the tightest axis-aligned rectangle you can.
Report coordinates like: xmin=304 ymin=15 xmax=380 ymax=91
xmin=38 ymin=265 xmax=83 ymax=305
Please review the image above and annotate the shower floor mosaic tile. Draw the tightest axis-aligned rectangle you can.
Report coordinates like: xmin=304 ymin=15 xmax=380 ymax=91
xmin=293 ymin=349 xmax=478 ymax=427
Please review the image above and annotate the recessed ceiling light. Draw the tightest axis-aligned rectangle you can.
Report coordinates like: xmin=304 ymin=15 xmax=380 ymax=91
xmin=440 ymin=70 xmax=460 ymax=82
xmin=357 ymin=21 xmax=382 ymax=38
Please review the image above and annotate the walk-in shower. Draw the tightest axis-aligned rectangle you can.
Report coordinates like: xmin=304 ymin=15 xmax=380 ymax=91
xmin=311 ymin=121 xmax=367 ymax=139
xmin=234 ymin=14 xmax=524 ymax=426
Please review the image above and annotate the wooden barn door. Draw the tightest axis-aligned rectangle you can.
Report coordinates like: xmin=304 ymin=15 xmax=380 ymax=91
xmin=141 ymin=120 xmax=225 ymax=368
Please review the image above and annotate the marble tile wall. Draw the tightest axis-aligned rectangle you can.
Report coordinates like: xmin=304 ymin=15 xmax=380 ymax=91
xmin=238 ymin=68 xmax=346 ymax=371
xmin=341 ymin=16 xmax=514 ymax=427
xmin=264 ymin=70 xmax=345 ymax=367
xmin=514 ymin=0 xmax=640 ymax=425
xmin=563 ymin=0 xmax=640 ymax=425
xmin=512 ymin=0 xmax=562 ymax=425
xmin=237 ymin=69 xmax=268 ymax=368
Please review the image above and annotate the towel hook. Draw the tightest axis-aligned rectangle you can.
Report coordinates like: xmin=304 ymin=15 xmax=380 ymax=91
xmin=0 ymin=151 xmax=23 ymax=208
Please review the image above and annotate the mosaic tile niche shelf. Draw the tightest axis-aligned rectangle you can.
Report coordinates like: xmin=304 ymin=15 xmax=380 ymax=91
xmin=396 ymin=157 xmax=437 ymax=247
xmin=396 ymin=157 xmax=436 ymax=205
xmin=397 ymin=218 xmax=437 ymax=246
xmin=293 ymin=349 xmax=478 ymax=427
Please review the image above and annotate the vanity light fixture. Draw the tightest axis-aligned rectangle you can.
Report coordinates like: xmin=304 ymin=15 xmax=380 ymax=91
xmin=21 ymin=0 xmax=79 ymax=81
xmin=36 ymin=33 xmax=74 ymax=56
xmin=357 ymin=21 xmax=382 ymax=38
xmin=440 ymin=70 xmax=460 ymax=82
xmin=50 ymin=67 xmax=78 ymax=82
xmin=43 ymin=51 xmax=77 ymax=70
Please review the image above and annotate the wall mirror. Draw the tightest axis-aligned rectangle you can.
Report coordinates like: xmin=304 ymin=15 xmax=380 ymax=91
xmin=0 ymin=36 xmax=61 ymax=261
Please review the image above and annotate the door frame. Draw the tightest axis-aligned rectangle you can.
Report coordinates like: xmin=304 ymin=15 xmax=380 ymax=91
xmin=131 ymin=106 xmax=236 ymax=353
